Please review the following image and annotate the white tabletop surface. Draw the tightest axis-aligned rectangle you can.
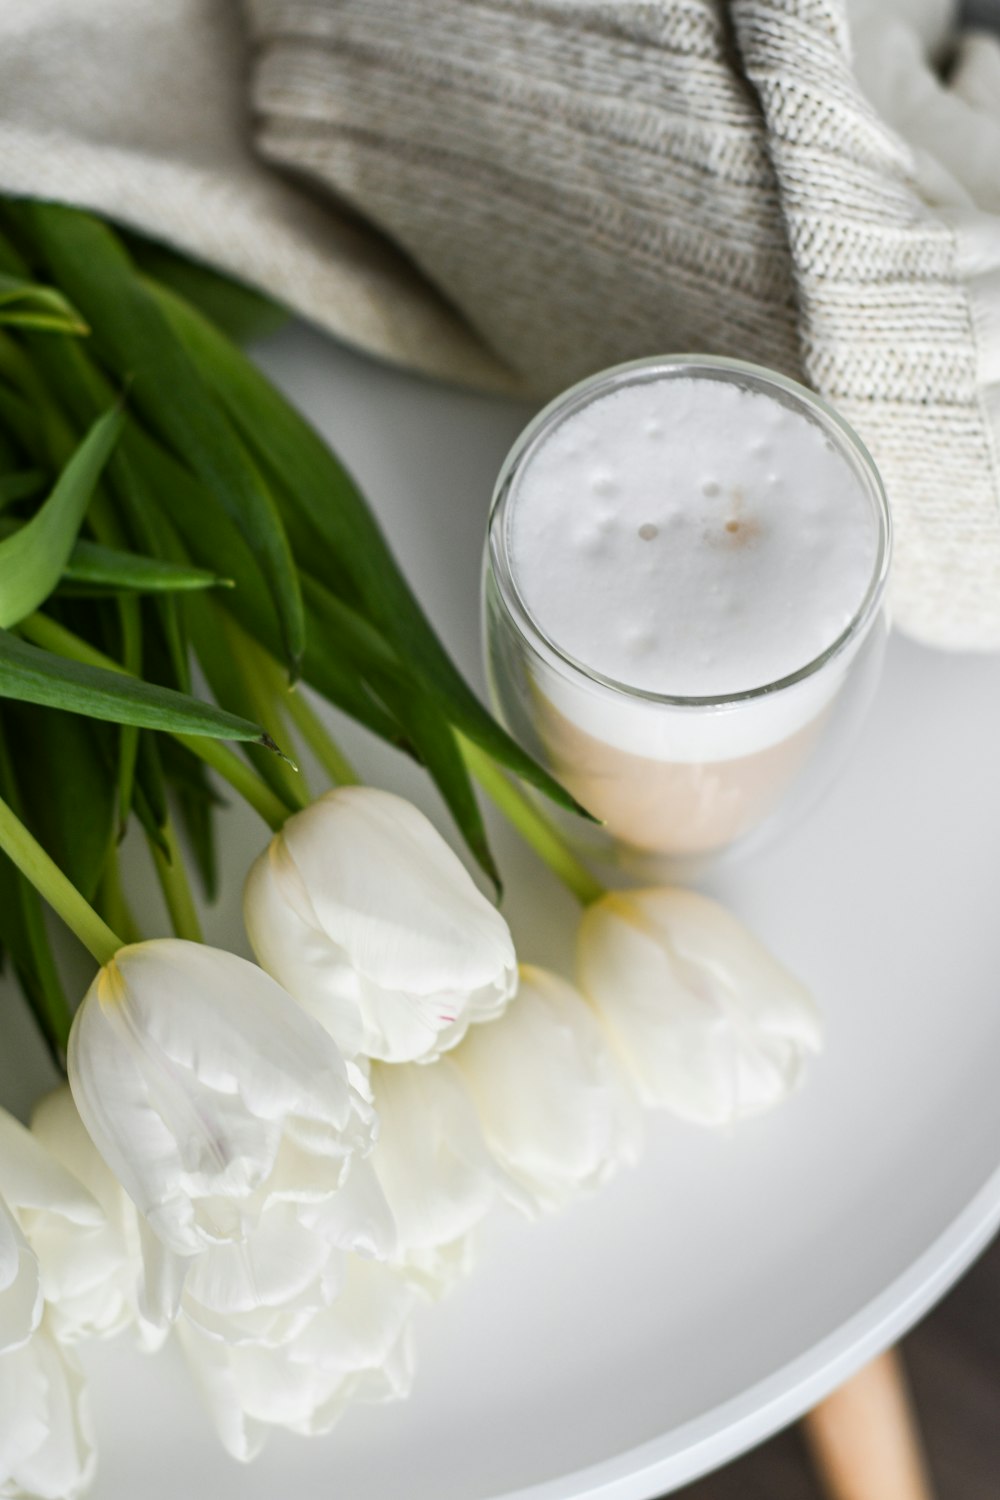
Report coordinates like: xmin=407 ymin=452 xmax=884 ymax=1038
xmin=4 ymin=322 xmax=1000 ymax=1500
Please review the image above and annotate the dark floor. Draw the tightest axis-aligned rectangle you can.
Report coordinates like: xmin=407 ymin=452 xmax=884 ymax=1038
xmin=674 ymin=1234 xmax=1000 ymax=1498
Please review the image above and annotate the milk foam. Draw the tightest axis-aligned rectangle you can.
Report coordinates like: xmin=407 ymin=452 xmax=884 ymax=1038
xmin=508 ymin=377 xmax=878 ymax=699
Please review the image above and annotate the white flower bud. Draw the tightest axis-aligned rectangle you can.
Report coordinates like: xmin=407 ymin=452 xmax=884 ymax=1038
xmin=370 ymin=1058 xmax=503 ymax=1297
xmin=453 ymin=966 xmax=642 ymax=1215
xmin=244 ymin=787 xmax=517 ymax=1064
xmin=577 ymin=888 xmax=823 ymax=1126
xmin=68 ymin=940 xmax=377 ymax=1265
xmin=0 ymin=1107 xmax=98 ymax=1498
xmin=0 ymin=1323 xmax=96 ymax=1500
xmin=176 ymin=1257 xmax=417 ymax=1462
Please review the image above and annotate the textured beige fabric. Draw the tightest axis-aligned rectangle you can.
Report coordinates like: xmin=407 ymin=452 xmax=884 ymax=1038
xmin=736 ymin=0 xmax=1000 ymax=647
xmin=2 ymin=0 xmax=1000 ymax=647
xmin=246 ymin=0 xmax=806 ymax=391
xmin=243 ymin=0 xmax=1000 ymax=650
xmin=0 ymin=0 xmax=509 ymax=390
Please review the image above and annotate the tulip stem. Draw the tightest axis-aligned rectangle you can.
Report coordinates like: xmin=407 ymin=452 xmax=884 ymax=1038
xmin=0 ymin=732 xmax=74 ymax=1059
xmin=97 ymin=848 xmax=144 ymax=947
xmin=258 ymin=652 xmax=359 ymax=788
xmin=458 ymin=735 xmax=605 ymax=906
xmin=0 ymin=790 xmax=122 ymax=967
xmin=150 ymin=816 xmax=204 ymax=944
xmin=18 ymin=613 xmax=291 ymax=832
xmin=218 ymin=613 xmax=313 ymax=810
xmin=172 ymin=734 xmax=289 ymax=831
xmin=283 ymin=688 xmax=360 ymax=787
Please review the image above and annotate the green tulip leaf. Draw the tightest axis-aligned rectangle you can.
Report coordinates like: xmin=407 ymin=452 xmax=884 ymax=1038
xmin=0 ymin=724 xmax=74 ymax=1061
xmin=0 ymin=404 xmax=123 ymax=628
xmin=0 ymin=469 xmax=46 ymax=509
xmin=0 ymin=272 xmax=88 ymax=335
xmin=149 ymin=276 xmax=591 ymax=819
xmin=384 ymin=675 xmax=500 ymax=895
xmin=132 ymin=733 xmax=169 ymax=856
xmin=123 ymin=235 xmax=288 ymax=346
xmin=60 ymin=537 xmax=231 ymax=595
xmin=0 ymin=381 xmax=46 ymax=465
xmin=3 ymin=702 xmax=116 ymax=903
xmin=0 ymin=623 xmax=272 ymax=742
xmin=16 ymin=203 xmax=305 ymax=673
xmin=161 ymin=739 xmax=222 ymax=903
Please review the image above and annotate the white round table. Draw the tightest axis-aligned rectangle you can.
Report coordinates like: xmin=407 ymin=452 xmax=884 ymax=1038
xmin=3 ymin=323 xmax=999 ymax=1500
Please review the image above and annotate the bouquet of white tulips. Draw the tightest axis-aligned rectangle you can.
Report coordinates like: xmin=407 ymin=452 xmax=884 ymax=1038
xmin=0 ymin=196 xmax=823 ymax=1498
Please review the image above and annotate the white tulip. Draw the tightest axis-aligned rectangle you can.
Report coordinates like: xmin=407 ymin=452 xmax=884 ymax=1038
xmin=174 ymin=1146 xmax=405 ymax=1459
xmin=452 ymin=966 xmax=643 ymax=1216
xmin=0 ymin=1106 xmax=124 ymax=1348
xmin=0 ymin=1109 xmax=98 ymax=1499
xmin=67 ymin=940 xmax=378 ymax=1272
xmin=30 ymin=1089 xmax=159 ymax=1349
xmin=177 ymin=1256 xmax=417 ymax=1462
xmin=178 ymin=1127 xmax=396 ymax=1350
xmin=577 ymin=888 xmax=823 ymax=1126
xmin=171 ymin=1048 xmax=403 ymax=1456
xmin=0 ymin=1196 xmax=40 ymax=1357
xmin=243 ymin=787 xmax=517 ymax=1064
xmin=59 ymin=976 xmax=402 ymax=1465
xmin=72 ymin=1016 xmax=404 ymax=1464
xmin=0 ymin=1321 xmax=96 ymax=1500
xmin=370 ymin=1058 xmax=503 ymax=1296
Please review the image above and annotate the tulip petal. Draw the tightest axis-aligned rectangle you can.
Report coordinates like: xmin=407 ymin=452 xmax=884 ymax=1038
xmin=578 ymin=888 xmax=823 ymax=1126
xmin=68 ymin=940 xmax=373 ymax=1255
xmin=137 ymin=1217 xmax=190 ymax=1331
xmin=0 ymin=1198 xmax=41 ymax=1354
xmin=244 ymin=787 xmax=517 ymax=1063
xmin=0 ymin=1110 xmax=103 ymax=1231
xmin=30 ymin=1088 xmax=147 ymax=1345
xmin=370 ymin=1057 xmax=504 ymax=1296
xmin=177 ymin=1257 xmax=416 ymax=1458
xmin=184 ymin=1203 xmax=333 ymax=1323
xmin=453 ymin=966 xmax=642 ymax=1216
xmin=302 ymin=1158 xmax=397 ymax=1262
xmin=0 ymin=1325 xmax=96 ymax=1500
xmin=0 ymin=1101 xmax=134 ymax=1347
xmin=0 ymin=1332 xmax=48 ymax=1480
xmin=175 ymin=1319 xmax=269 ymax=1463
xmin=290 ymin=1258 xmax=417 ymax=1379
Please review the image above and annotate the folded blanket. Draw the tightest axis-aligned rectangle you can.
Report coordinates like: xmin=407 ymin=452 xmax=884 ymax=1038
xmin=2 ymin=0 xmax=999 ymax=650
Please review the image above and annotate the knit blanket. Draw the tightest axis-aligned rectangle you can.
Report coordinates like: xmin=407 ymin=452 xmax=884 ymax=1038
xmin=3 ymin=0 xmax=999 ymax=648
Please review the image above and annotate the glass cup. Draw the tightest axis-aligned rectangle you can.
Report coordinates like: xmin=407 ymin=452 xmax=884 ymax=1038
xmin=483 ymin=355 xmax=892 ymax=879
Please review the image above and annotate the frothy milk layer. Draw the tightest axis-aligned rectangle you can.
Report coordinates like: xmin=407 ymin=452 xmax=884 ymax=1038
xmin=508 ymin=377 xmax=878 ymax=699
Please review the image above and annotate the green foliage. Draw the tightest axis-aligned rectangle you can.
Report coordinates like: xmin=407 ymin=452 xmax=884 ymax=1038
xmin=0 ymin=271 xmax=88 ymax=335
xmin=0 ymin=195 xmax=579 ymax=1052
xmin=0 ymin=405 xmax=123 ymax=627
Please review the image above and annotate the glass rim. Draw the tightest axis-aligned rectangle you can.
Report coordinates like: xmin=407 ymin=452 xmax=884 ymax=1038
xmin=487 ymin=353 xmax=893 ymax=710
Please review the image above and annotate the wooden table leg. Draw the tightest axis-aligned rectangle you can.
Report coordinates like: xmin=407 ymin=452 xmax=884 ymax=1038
xmin=802 ymin=1349 xmax=935 ymax=1500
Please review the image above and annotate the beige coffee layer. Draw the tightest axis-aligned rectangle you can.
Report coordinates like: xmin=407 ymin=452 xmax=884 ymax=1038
xmin=538 ymin=696 xmax=824 ymax=856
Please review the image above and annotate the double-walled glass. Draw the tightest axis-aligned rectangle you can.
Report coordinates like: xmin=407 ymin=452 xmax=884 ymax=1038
xmin=484 ymin=356 xmax=892 ymax=878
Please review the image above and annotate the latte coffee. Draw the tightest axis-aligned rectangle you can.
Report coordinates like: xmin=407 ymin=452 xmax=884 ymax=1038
xmin=485 ymin=357 xmax=891 ymax=867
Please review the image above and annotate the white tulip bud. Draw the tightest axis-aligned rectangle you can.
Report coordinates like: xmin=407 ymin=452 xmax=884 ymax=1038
xmin=176 ymin=1256 xmax=417 ymax=1462
xmin=243 ymin=787 xmax=517 ymax=1064
xmin=25 ymin=1090 xmax=143 ymax=1346
xmin=0 ymin=1323 xmax=96 ymax=1500
xmin=0 ymin=1196 xmax=41 ymax=1358
xmin=0 ymin=1107 xmax=98 ymax=1499
xmin=30 ymin=1088 xmax=174 ymax=1351
xmin=370 ymin=1058 xmax=503 ymax=1297
xmin=67 ymin=940 xmax=377 ymax=1268
xmin=0 ymin=1106 xmax=123 ymax=1348
xmin=577 ymin=888 xmax=823 ymax=1126
xmin=452 ymin=966 xmax=642 ymax=1216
